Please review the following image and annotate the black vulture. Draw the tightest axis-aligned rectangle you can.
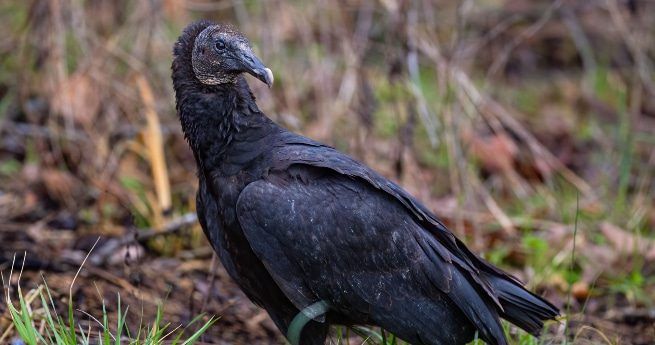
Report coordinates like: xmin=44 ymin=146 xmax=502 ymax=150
xmin=171 ymin=21 xmax=558 ymax=345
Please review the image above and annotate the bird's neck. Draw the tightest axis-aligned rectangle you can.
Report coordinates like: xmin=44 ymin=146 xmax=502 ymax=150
xmin=174 ymin=75 xmax=273 ymax=173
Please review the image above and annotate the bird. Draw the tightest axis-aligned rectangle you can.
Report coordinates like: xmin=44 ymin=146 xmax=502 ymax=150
xmin=171 ymin=20 xmax=559 ymax=345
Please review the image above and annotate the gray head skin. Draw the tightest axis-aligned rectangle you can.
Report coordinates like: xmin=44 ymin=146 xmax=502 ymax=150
xmin=191 ymin=24 xmax=274 ymax=87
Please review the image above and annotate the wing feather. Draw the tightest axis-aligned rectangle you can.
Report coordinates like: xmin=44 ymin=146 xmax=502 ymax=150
xmin=236 ymin=168 xmax=506 ymax=344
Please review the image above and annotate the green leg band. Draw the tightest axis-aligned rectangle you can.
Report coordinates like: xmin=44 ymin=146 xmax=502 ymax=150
xmin=287 ymin=300 xmax=330 ymax=345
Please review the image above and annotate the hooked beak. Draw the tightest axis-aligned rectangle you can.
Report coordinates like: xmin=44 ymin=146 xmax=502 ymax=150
xmin=239 ymin=50 xmax=274 ymax=88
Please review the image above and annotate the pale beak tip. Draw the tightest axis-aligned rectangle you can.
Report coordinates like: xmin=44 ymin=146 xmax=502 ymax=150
xmin=264 ymin=68 xmax=274 ymax=88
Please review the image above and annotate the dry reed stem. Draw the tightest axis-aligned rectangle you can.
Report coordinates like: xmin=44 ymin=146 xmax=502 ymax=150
xmin=405 ymin=30 xmax=597 ymax=234
xmin=412 ymin=21 xmax=595 ymax=199
xmin=605 ymin=0 xmax=655 ymax=95
xmin=470 ymin=171 xmax=517 ymax=236
xmin=135 ymin=74 xmax=172 ymax=223
xmin=449 ymin=66 xmax=595 ymax=198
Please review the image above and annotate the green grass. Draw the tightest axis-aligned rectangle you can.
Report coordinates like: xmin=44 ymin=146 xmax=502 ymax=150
xmin=330 ymin=322 xmax=556 ymax=345
xmin=2 ymin=253 xmax=217 ymax=345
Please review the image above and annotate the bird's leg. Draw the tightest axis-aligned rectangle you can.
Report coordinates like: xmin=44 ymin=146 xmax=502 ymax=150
xmin=287 ymin=300 xmax=330 ymax=345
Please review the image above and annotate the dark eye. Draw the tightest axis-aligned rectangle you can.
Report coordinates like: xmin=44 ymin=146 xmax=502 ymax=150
xmin=215 ymin=40 xmax=226 ymax=51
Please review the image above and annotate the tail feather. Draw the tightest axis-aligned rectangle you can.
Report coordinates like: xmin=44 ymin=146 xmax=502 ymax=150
xmin=420 ymin=235 xmax=508 ymax=344
xmin=485 ymin=273 xmax=559 ymax=335
xmin=448 ymin=270 xmax=508 ymax=345
xmin=417 ymin=224 xmax=558 ymax=343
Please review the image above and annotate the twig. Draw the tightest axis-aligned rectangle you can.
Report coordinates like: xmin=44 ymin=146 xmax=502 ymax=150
xmin=561 ymin=5 xmax=597 ymax=91
xmin=486 ymin=0 xmax=564 ymax=79
xmin=416 ymin=31 xmax=594 ymax=194
xmin=606 ymin=0 xmax=655 ymax=95
xmin=135 ymin=212 xmax=198 ymax=243
xmin=573 ymin=325 xmax=614 ymax=345
xmin=0 ymin=122 xmax=89 ymax=141
xmin=84 ymin=266 xmax=159 ymax=304
xmin=450 ymin=65 xmax=595 ymax=197
xmin=406 ymin=4 xmax=439 ymax=147
xmin=469 ymin=172 xmax=517 ymax=236
xmin=89 ymin=212 xmax=198 ymax=266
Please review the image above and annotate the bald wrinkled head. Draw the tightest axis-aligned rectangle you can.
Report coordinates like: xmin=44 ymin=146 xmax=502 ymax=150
xmin=191 ymin=24 xmax=273 ymax=87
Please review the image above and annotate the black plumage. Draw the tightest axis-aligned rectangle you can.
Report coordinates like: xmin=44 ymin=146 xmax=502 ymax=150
xmin=171 ymin=21 xmax=558 ymax=345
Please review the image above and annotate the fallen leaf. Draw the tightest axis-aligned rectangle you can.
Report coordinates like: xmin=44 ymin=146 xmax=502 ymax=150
xmin=469 ymin=133 xmax=518 ymax=173
xmin=51 ymin=72 xmax=101 ymax=127
xmin=572 ymin=281 xmax=590 ymax=300
xmin=41 ymin=168 xmax=82 ymax=209
xmin=600 ymin=222 xmax=655 ymax=261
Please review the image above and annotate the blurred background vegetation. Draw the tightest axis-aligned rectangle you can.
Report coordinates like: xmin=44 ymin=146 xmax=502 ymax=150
xmin=0 ymin=0 xmax=654 ymax=344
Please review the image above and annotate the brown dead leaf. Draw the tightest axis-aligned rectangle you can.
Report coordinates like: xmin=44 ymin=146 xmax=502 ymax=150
xmin=600 ymin=222 xmax=655 ymax=261
xmin=572 ymin=281 xmax=590 ymax=300
xmin=41 ymin=168 xmax=82 ymax=209
xmin=468 ymin=133 xmax=518 ymax=173
xmin=0 ymin=190 xmax=38 ymax=219
xmin=51 ymin=72 xmax=101 ymax=127
xmin=582 ymin=243 xmax=616 ymax=281
xmin=581 ymin=200 xmax=604 ymax=216
xmin=544 ymin=224 xmax=570 ymax=248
